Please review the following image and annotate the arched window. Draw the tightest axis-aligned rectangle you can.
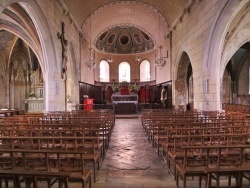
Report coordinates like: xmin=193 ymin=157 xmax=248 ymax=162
xmin=99 ymin=60 xmax=110 ymax=82
xmin=119 ymin=62 xmax=130 ymax=82
xmin=140 ymin=60 xmax=150 ymax=81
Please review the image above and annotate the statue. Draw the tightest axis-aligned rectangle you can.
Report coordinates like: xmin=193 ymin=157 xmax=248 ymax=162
xmin=161 ymin=87 xmax=167 ymax=107
xmin=57 ymin=22 xmax=68 ymax=78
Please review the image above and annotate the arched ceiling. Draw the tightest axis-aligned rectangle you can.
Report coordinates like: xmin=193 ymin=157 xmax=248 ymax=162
xmin=0 ymin=1 xmax=193 ymax=59
xmin=61 ymin=0 xmax=192 ymax=52
xmin=63 ymin=0 xmax=188 ymax=28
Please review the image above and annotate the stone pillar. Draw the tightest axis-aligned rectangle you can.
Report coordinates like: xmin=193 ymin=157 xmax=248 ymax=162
xmin=44 ymin=72 xmax=66 ymax=112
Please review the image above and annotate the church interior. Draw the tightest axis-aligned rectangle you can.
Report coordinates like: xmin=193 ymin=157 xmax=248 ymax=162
xmin=1 ymin=0 xmax=250 ymax=187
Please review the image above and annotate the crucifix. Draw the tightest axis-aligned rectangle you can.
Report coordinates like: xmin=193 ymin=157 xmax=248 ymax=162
xmin=57 ymin=22 xmax=68 ymax=111
xmin=57 ymin=22 xmax=68 ymax=79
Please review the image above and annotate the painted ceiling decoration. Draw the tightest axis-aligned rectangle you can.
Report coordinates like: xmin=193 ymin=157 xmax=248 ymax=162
xmin=95 ymin=25 xmax=154 ymax=54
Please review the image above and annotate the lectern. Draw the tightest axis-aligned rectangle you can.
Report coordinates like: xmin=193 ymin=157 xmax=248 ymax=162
xmin=84 ymin=99 xmax=93 ymax=111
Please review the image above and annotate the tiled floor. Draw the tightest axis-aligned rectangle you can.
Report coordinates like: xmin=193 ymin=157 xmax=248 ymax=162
xmin=93 ymin=115 xmax=174 ymax=188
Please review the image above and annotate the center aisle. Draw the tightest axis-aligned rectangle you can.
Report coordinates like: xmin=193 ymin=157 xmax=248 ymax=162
xmin=93 ymin=115 xmax=175 ymax=188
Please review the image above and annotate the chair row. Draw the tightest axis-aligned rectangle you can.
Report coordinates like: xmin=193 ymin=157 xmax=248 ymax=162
xmin=141 ymin=111 xmax=250 ymax=187
xmin=165 ymin=133 xmax=250 ymax=181
xmin=176 ymin=145 xmax=250 ymax=188
xmin=0 ymin=148 xmax=92 ymax=188
xmin=0 ymin=112 xmax=115 ymax=184
xmin=0 ymin=135 xmax=100 ymax=183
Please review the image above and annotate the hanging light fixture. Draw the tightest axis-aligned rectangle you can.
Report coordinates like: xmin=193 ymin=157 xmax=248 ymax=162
xmin=135 ymin=51 xmax=142 ymax=62
xmin=107 ymin=54 xmax=113 ymax=63
xmin=86 ymin=14 xmax=96 ymax=69
xmin=155 ymin=14 xmax=168 ymax=69
xmin=155 ymin=46 xmax=168 ymax=69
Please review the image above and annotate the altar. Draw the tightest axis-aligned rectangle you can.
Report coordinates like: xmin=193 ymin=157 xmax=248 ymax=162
xmin=111 ymin=94 xmax=138 ymax=114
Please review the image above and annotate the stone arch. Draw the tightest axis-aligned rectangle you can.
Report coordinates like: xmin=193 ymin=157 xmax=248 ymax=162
xmin=82 ymin=2 xmax=169 ymax=51
xmin=202 ymin=0 xmax=249 ymax=111
xmin=174 ymin=51 xmax=192 ymax=110
xmin=0 ymin=1 xmax=61 ymax=111
xmin=220 ymin=23 xmax=250 ymax=80
xmin=0 ymin=22 xmax=42 ymax=71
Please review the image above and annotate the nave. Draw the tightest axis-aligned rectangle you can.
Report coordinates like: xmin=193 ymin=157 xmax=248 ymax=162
xmin=94 ymin=116 xmax=172 ymax=188
xmin=88 ymin=113 xmax=250 ymax=188
xmin=92 ymin=114 xmax=250 ymax=188
xmin=1 ymin=110 xmax=250 ymax=188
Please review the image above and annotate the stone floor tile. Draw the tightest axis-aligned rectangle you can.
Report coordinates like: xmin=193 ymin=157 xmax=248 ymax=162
xmin=123 ymin=169 xmax=142 ymax=177
xmin=103 ymin=183 xmax=126 ymax=188
xmin=107 ymin=169 xmax=125 ymax=177
xmin=93 ymin=116 xmax=171 ymax=188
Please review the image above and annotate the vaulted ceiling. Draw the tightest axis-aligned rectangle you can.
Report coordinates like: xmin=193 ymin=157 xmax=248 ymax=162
xmin=63 ymin=0 xmax=189 ymax=28
xmin=0 ymin=0 xmax=194 ymax=60
xmin=60 ymin=0 xmax=193 ymax=53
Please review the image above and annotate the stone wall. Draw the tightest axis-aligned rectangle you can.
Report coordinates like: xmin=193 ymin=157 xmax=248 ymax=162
xmin=172 ymin=0 xmax=224 ymax=111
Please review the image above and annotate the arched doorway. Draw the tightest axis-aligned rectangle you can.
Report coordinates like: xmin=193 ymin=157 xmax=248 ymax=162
xmin=0 ymin=30 xmax=44 ymax=112
xmin=9 ymin=38 xmax=44 ymax=111
xmin=175 ymin=52 xmax=193 ymax=111
xmin=221 ymin=42 xmax=250 ymax=107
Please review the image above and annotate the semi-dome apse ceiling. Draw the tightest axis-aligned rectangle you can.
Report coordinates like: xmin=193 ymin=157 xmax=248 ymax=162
xmin=96 ymin=26 xmax=154 ymax=54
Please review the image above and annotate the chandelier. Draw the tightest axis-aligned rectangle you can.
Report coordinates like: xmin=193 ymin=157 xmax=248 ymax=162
xmin=135 ymin=51 xmax=142 ymax=62
xmin=155 ymin=14 xmax=168 ymax=69
xmin=155 ymin=46 xmax=168 ymax=69
xmin=85 ymin=14 xmax=96 ymax=69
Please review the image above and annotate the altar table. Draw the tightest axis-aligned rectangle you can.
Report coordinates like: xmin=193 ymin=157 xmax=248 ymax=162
xmin=111 ymin=94 xmax=138 ymax=114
